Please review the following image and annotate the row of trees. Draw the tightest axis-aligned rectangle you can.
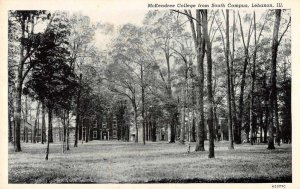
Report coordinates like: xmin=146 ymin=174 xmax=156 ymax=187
xmin=8 ymin=9 xmax=291 ymax=159
xmin=104 ymin=9 xmax=291 ymax=158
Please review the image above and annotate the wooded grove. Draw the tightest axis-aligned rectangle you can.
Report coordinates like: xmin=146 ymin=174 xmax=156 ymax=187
xmin=8 ymin=9 xmax=291 ymax=162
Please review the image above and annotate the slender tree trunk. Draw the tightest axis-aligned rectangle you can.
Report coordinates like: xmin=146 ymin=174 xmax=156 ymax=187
xmin=275 ymin=93 xmax=280 ymax=146
xmin=180 ymin=62 xmax=188 ymax=144
xmin=250 ymin=12 xmax=257 ymax=145
xmin=34 ymin=102 xmax=40 ymax=143
xmin=49 ymin=117 xmax=53 ymax=143
xmin=81 ymin=119 xmax=84 ymax=144
xmin=180 ymin=95 xmax=186 ymax=144
xmin=195 ymin=10 xmax=205 ymax=151
xmin=13 ymin=19 xmax=26 ymax=152
xmin=41 ymin=102 xmax=46 ymax=144
xmin=22 ymin=125 xmax=25 ymax=142
xmin=133 ymin=102 xmax=138 ymax=143
xmin=225 ymin=10 xmax=234 ymax=150
xmin=237 ymin=12 xmax=252 ymax=144
xmin=63 ymin=110 xmax=66 ymax=153
xmin=268 ymin=9 xmax=281 ymax=149
xmin=213 ymin=106 xmax=219 ymax=141
xmin=9 ymin=111 xmax=13 ymax=143
xmin=34 ymin=119 xmax=36 ymax=143
xmin=180 ymin=106 xmax=185 ymax=144
xmin=231 ymin=11 xmax=238 ymax=144
xmin=191 ymin=109 xmax=196 ymax=142
xmin=25 ymin=96 xmax=29 ymax=143
xmin=85 ymin=119 xmax=89 ymax=143
xmin=74 ymin=73 xmax=82 ymax=147
xmin=141 ymin=64 xmax=146 ymax=145
xmin=45 ymin=107 xmax=52 ymax=160
xmin=165 ymin=51 xmax=176 ymax=143
xmin=203 ymin=10 xmax=215 ymax=157
xmin=67 ymin=109 xmax=70 ymax=150
xmin=185 ymin=10 xmax=205 ymax=150
xmin=260 ymin=115 xmax=263 ymax=143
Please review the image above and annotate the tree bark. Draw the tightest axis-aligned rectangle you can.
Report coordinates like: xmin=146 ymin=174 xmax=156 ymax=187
xmin=225 ymin=10 xmax=234 ymax=150
xmin=231 ymin=11 xmax=238 ymax=144
xmin=133 ymin=100 xmax=138 ymax=143
xmin=268 ymin=9 xmax=281 ymax=149
xmin=183 ymin=10 xmax=205 ymax=149
xmin=180 ymin=58 xmax=189 ymax=144
xmin=63 ymin=109 xmax=66 ymax=153
xmin=33 ymin=102 xmax=40 ymax=143
xmin=195 ymin=10 xmax=206 ymax=151
xmin=203 ymin=10 xmax=215 ymax=157
xmin=249 ymin=12 xmax=257 ymax=145
xmin=41 ymin=102 xmax=46 ymax=144
xmin=237 ymin=12 xmax=253 ymax=144
xmin=45 ymin=107 xmax=52 ymax=160
xmin=14 ymin=19 xmax=25 ymax=151
xmin=141 ymin=64 xmax=146 ymax=145
xmin=74 ymin=73 xmax=82 ymax=147
xmin=66 ymin=109 xmax=70 ymax=150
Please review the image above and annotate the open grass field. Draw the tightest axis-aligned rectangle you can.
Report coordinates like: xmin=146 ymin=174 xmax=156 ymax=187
xmin=8 ymin=140 xmax=292 ymax=183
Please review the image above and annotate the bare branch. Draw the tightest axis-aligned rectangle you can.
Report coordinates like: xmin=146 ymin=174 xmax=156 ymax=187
xmin=171 ymin=10 xmax=202 ymax=26
xmin=278 ymin=16 xmax=291 ymax=44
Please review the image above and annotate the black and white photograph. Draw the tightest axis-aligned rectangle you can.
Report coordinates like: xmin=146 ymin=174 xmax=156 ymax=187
xmin=1 ymin=0 xmax=299 ymax=187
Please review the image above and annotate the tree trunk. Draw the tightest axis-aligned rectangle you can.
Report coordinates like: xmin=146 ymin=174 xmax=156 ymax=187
xmin=180 ymin=61 xmax=188 ymax=144
xmin=41 ymin=102 xmax=46 ymax=144
xmin=165 ymin=51 xmax=176 ymax=143
xmin=268 ymin=9 xmax=281 ymax=150
xmin=63 ymin=110 xmax=66 ymax=153
xmin=195 ymin=10 xmax=206 ymax=151
xmin=74 ymin=73 xmax=82 ymax=147
xmin=33 ymin=102 xmax=40 ymax=143
xmin=85 ymin=119 xmax=89 ymax=143
xmin=260 ymin=115 xmax=263 ymax=143
xmin=264 ymin=103 xmax=269 ymax=143
xmin=66 ymin=110 xmax=70 ymax=150
xmin=225 ymin=10 xmax=234 ymax=150
xmin=180 ymin=107 xmax=185 ymax=144
xmin=23 ymin=120 xmax=26 ymax=142
xmin=81 ymin=119 xmax=84 ymax=144
xmin=231 ymin=11 xmax=238 ymax=144
xmin=9 ymin=112 xmax=13 ymax=143
xmin=13 ymin=18 xmax=26 ymax=152
xmin=141 ymin=64 xmax=146 ymax=145
xmin=249 ymin=12 xmax=257 ymax=145
xmin=45 ymin=107 xmax=52 ymax=160
xmin=190 ymin=110 xmax=196 ymax=142
xmin=275 ymin=93 xmax=280 ymax=146
xmin=203 ymin=10 xmax=215 ymax=157
xmin=49 ymin=117 xmax=53 ymax=143
xmin=237 ymin=12 xmax=252 ymax=144
xmin=132 ymin=99 xmax=138 ymax=143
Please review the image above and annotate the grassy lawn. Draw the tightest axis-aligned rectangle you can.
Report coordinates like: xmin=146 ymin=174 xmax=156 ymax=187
xmin=8 ymin=140 xmax=292 ymax=183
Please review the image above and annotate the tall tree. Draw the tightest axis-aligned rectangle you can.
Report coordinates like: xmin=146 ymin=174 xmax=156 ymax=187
xmin=225 ymin=10 xmax=234 ymax=149
xmin=144 ymin=11 xmax=186 ymax=143
xmin=268 ymin=10 xmax=281 ymax=149
xmin=215 ymin=10 xmax=234 ymax=149
xmin=9 ymin=11 xmax=51 ymax=152
xmin=24 ymin=12 xmax=78 ymax=159
xmin=68 ymin=13 xmax=97 ymax=147
xmin=267 ymin=9 xmax=290 ymax=148
xmin=230 ymin=11 xmax=238 ymax=145
xmin=237 ymin=11 xmax=253 ymax=144
xmin=182 ymin=10 xmax=206 ymax=151
xmin=202 ymin=10 xmax=215 ymax=157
